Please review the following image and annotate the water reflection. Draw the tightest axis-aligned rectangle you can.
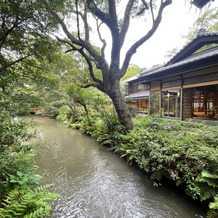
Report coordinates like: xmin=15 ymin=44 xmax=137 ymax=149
xmin=28 ymin=116 xmax=206 ymax=218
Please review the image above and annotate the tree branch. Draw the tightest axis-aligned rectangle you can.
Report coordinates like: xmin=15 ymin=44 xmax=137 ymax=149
xmin=75 ymin=0 xmax=85 ymax=47
xmin=120 ymin=0 xmax=172 ymax=77
xmin=0 ymin=55 xmax=31 ymax=74
xmin=56 ymin=35 xmax=103 ymax=86
xmin=52 ymin=7 xmax=108 ymax=79
xmin=86 ymin=0 xmax=110 ymax=26
xmin=120 ymin=0 xmax=135 ymax=48
xmin=96 ymin=20 xmax=107 ymax=59
xmin=86 ymin=0 xmax=120 ymax=70
xmin=150 ymin=0 xmax=155 ymax=22
xmin=0 ymin=14 xmax=33 ymax=50
xmin=78 ymin=47 xmax=103 ymax=85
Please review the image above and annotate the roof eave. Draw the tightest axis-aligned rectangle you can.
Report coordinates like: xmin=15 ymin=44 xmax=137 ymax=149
xmin=144 ymin=58 xmax=218 ymax=82
xmin=166 ymin=34 xmax=218 ymax=66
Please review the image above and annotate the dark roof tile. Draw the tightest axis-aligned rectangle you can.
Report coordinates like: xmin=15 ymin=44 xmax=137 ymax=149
xmin=139 ymin=32 xmax=218 ymax=78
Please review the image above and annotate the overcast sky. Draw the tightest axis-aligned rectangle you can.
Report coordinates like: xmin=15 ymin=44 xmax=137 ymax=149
xmin=124 ymin=0 xmax=218 ymax=69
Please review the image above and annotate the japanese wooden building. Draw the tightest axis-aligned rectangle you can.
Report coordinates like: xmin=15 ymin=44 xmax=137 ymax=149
xmin=124 ymin=31 xmax=218 ymax=124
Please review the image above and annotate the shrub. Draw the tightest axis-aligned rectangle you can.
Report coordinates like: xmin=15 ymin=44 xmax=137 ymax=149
xmin=113 ymin=114 xmax=218 ymax=216
xmin=0 ymin=111 xmax=59 ymax=217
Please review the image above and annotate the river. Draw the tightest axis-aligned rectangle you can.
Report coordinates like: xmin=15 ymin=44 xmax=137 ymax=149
xmin=29 ymin=116 xmax=206 ymax=218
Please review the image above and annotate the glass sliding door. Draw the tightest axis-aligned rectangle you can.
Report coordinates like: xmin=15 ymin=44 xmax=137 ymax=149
xmin=161 ymin=89 xmax=180 ymax=117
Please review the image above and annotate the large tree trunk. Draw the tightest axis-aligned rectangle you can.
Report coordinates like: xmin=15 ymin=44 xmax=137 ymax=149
xmin=109 ymin=79 xmax=134 ymax=130
xmin=53 ymin=0 xmax=172 ymax=131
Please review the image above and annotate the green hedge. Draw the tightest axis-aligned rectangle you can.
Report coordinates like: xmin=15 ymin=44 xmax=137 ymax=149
xmin=113 ymin=114 xmax=218 ymax=217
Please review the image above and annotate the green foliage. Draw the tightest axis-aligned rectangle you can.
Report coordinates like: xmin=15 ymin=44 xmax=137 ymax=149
xmin=209 ymin=194 xmax=218 ymax=210
xmin=8 ymin=171 xmax=42 ymax=192
xmin=0 ymin=111 xmax=58 ymax=216
xmin=207 ymin=209 xmax=218 ymax=218
xmin=78 ymin=100 xmax=126 ymax=148
xmin=110 ymin=114 xmax=218 ymax=216
xmin=0 ymin=185 xmax=59 ymax=218
xmin=91 ymin=112 xmax=126 ymax=146
xmin=208 ymin=194 xmax=218 ymax=217
xmin=56 ymin=105 xmax=72 ymax=123
xmin=121 ymin=64 xmax=141 ymax=80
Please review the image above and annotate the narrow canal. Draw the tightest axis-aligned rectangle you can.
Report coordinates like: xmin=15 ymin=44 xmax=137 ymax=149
xmin=30 ymin=116 xmax=206 ymax=218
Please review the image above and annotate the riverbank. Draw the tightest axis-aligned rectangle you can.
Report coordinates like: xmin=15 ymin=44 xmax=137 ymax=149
xmin=71 ymin=113 xmax=218 ymax=217
xmin=32 ymin=116 xmax=207 ymax=217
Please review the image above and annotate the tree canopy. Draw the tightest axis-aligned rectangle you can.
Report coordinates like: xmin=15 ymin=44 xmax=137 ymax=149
xmin=2 ymin=0 xmax=212 ymax=130
xmin=0 ymin=0 xmax=61 ymax=115
xmin=44 ymin=0 xmax=172 ymax=130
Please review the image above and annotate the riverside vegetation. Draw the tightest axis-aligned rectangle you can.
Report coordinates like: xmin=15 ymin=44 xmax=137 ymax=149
xmin=64 ymin=110 xmax=218 ymax=218
xmin=1 ymin=104 xmax=218 ymax=217
xmin=0 ymin=110 xmax=59 ymax=218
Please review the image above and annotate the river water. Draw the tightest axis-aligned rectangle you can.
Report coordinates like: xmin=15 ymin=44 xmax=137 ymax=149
xmin=29 ymin=116 xmax=206 ymax=218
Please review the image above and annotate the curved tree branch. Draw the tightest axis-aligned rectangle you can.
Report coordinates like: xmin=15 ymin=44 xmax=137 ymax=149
xmin=0 ymin=55 xmax=31 ymax=74
xmin=86 ymin=0 xmax=110 ymax=26
xmin=51 ymin=7 xmax=109 ymax=83
xmin=96 ymin=20 xmax=107 ymax=59
xmin=150 ymin=0 xmax=155 ymax=22
xmin=120 ymin=0 xmax=135 ymax=48
xmin=75 ymin=0 xmax=85 ymax=46
xmin=120 ymin=0 xmax=172 ymax=78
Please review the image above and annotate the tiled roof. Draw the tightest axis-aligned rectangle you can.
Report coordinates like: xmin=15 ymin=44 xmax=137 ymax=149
xmin=139 ymin=31 xmax=218 ymax=79
xmin=122 ymin=74 xmax=139 ymax=83
xmin=139 ymin=46 xmax=218 ymax=77
xmin=125 ymin=91 xmax=149 ymax=99
xmin=166 ymin=31 xmax=218 ymax=66
xmin=139 ymin=64 xmax=164 ymax=77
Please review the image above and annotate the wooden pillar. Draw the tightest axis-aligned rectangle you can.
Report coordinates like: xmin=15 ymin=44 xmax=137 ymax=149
xmin=213 ymin=93 xmax=218 ymax=107
xmin=182 ymin=88 xmax=193 ymax=120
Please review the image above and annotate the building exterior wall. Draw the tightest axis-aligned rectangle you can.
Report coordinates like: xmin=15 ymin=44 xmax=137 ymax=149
xmin=151 ymin=81 xmax=161 ymax=91
xmin=124 ymin=57 xmax=218 ymax=123
xmin=213 ymin=94 xmax=218 ymax=107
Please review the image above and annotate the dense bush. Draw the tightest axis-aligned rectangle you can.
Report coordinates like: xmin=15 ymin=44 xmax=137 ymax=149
xmin=68 ymin=105 xmax=218 ymax=217
xmin=113 ymin=114 xmax=218 ymax=217
xmin=0 ymin=111 xmax=58 ymax=217
xmin=77 ymin=112 xmax=218 ymax=217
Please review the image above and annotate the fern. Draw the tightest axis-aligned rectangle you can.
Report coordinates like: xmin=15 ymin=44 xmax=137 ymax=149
xmin=196 ymin=170 xmax=218 ymax=188
xmin=186 ymin=180 xmax=217 ymax=201
xmin=206 ymin=209 xmax=218 ymax=218
xmin=0 ymin=185 xmax=59 ymax=218
xmin=24 ymin=206 xmax=52 ymax=218
xmin=209 ymin=195 xmax=218 ymax=210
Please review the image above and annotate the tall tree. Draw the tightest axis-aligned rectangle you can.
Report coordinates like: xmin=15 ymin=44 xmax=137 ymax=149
xmin=45 ymin=0 xmax=172 ymax=130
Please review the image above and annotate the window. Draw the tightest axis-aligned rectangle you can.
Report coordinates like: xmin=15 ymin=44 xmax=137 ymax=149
xmin=132 ymin=83 xmax=150 ymax=92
